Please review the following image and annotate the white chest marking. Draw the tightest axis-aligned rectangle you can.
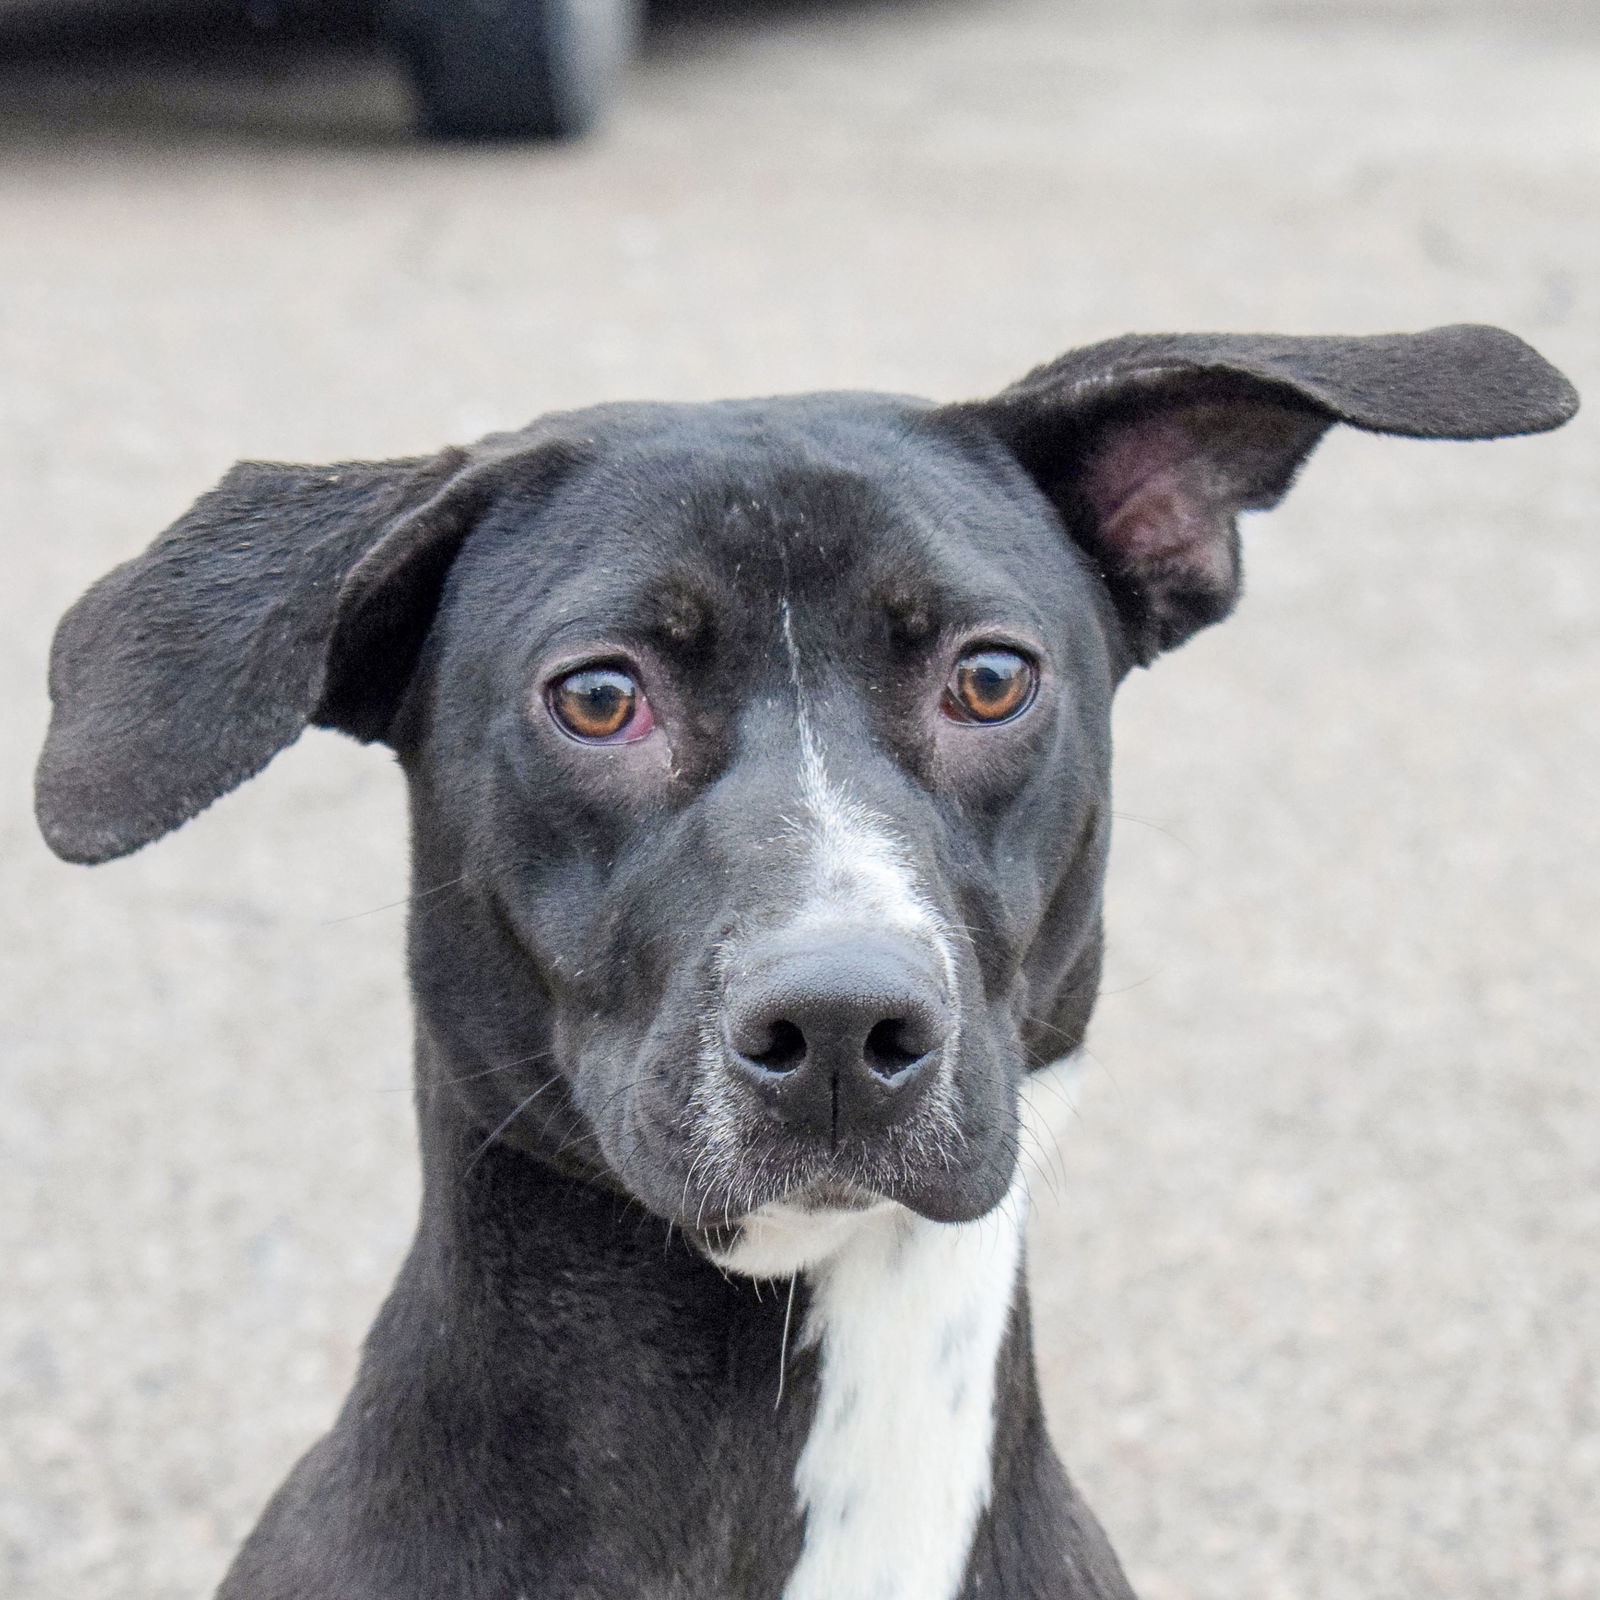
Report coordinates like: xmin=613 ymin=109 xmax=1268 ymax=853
xmin=719 ymin=1175 xmax=1029 ymax=1600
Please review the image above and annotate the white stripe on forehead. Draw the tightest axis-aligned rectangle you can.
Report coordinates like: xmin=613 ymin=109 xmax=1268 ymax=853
xmin=683 ymin=603 xmax=965 ymax=1199
xmin=777 ymin=600 xmax=951 ymax=961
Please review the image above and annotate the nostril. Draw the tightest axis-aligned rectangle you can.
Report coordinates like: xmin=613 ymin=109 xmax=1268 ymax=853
xmin=741 ymin=1018 xmax=807 ymax=1074
xmin=863 ymin=1018 xmax=930 ymax=1080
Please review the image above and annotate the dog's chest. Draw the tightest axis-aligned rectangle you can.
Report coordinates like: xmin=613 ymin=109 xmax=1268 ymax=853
xmin=717 ymin=1181 xmax=1027 ymax=1600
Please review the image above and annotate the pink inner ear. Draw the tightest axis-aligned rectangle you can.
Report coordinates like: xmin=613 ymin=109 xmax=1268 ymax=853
xmin=1080 ymin=413 xmax=1235 ymax=589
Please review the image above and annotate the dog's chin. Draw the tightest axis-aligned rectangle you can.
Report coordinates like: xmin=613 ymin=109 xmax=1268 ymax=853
xmin=690 ymin=1151 xmax=1020 ymax=1279
xmin=608 ymin=1115 xmax=1017 ymax=1235
xmin=678 ymin=1136 xmax=1016 ymax=1234
xmin=785 ymin=1157 xmax=1014 ymax=1224
xmin=885 ymin=1150 xmax=1018 ymax=1224
xmin=778 ymin=1175 xmax=883 ymax=1213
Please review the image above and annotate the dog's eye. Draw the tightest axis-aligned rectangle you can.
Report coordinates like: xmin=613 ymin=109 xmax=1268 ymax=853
xmin=941 ymin=648 xmax=1037 ymax=725
xmin=548 ymin=667 xmax=654 ymax=744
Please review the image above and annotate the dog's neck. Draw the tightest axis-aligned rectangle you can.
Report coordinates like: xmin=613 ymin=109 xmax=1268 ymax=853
xmin=713 ymin=1190 xmax=1029 ymax=1600
xmin=379 ymin=1029 xmax=1039 ymax=1600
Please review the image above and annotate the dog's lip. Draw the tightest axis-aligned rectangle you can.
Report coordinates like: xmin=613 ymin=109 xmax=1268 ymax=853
xmin=689 ymin=1177 xmax=887 ymax=1251
xmin=778 ymin=1175 xmax=886 ymax=1213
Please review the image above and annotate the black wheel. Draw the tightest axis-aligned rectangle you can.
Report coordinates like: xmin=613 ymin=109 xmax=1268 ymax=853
xmin=380 ymin=0 xmax=638 ymax=141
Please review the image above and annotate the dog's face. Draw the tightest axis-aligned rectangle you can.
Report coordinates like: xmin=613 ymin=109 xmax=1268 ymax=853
xmin=402 ymin=398 xmax=1119 ymax=1225
xmin=35 ymin=327 xmax=1574 ymax=1230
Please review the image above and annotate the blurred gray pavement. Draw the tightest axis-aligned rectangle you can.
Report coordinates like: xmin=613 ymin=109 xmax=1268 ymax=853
xmin=3 ymin=1 xmax=1597 ymax=1596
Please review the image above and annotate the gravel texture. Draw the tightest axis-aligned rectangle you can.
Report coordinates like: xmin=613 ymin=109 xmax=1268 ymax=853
xmin=2 ymin=2 xmax=1596 ymax=1596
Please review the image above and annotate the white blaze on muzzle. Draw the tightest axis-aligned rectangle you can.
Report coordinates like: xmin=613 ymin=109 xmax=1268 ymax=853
xmin=778 ymin=599 xmax=961 ymax=1003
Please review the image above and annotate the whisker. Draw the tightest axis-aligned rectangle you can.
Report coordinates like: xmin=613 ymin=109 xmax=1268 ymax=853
xmin=459 ymin=1076 xmax=562 ymax=1179
xmin=1096 ymin=973 xmax=1158 ymax=999
xmin=324 ymin=840 xmax=552 ymax=928
xmin=429 ymin=1050 xmax=554 ymax=1092
xmin=1110 ymin=809 xmax=1193 ymax=851
xmin=776 ymin=1272 xmax=798 ymax=1411
xmin=322 ymin=871 xmax=476 ymax=926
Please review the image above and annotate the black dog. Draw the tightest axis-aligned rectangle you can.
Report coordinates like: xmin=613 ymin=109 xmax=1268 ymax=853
xmin=37 ymin=326 xmax=1576 ymax=1600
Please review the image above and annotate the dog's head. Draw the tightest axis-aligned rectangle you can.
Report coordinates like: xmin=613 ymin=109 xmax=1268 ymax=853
xmin=37 ymin=327 xmax=1575 ymax=1230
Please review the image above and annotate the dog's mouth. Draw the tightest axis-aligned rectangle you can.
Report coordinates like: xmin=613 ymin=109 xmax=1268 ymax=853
xmin=693 ymin=1175 xmax=902 ymax=1277
xmin=611 ymin=1030 xmax=1023 ymax=1234
xmin=777 ymin=1175 xmax=884 ymax=1212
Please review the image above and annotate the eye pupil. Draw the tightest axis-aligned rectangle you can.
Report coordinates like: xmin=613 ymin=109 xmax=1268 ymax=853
xmin=944 ymin=649 xmax=1035 ymax=724
xmin=550 ymin=667 xmax=638 ymax=740
xmin=967 ymin=662 xmax=1009 ymax=705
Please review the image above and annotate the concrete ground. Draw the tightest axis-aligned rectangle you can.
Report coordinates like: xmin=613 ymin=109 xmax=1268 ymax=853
xmin=2 ymin=1 xmax=1596 ymax=1596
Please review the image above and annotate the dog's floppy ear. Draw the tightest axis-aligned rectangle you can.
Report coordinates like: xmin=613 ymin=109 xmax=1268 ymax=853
xmin=941 ymin=324 xmax=1578 ymax=663
xmin=37 ymin=447 xmax=503 ymax=865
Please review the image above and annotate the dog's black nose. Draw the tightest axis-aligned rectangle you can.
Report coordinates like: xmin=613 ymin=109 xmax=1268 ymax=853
xmin=723 ymin=931 xmax=951 ymax=1141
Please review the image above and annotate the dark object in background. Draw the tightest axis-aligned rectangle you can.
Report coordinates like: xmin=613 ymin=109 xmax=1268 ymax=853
xmin=0 ymin=0 xmax=640 ymax=139
xmin=379 ymin=0 xmax=638 ymax=139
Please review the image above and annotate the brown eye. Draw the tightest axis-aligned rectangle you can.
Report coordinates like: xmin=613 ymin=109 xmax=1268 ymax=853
xmin=548 ymin=666 xmax=653 ymax=743
xmin=942 ymin=648 xmax=1037 ymax=725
